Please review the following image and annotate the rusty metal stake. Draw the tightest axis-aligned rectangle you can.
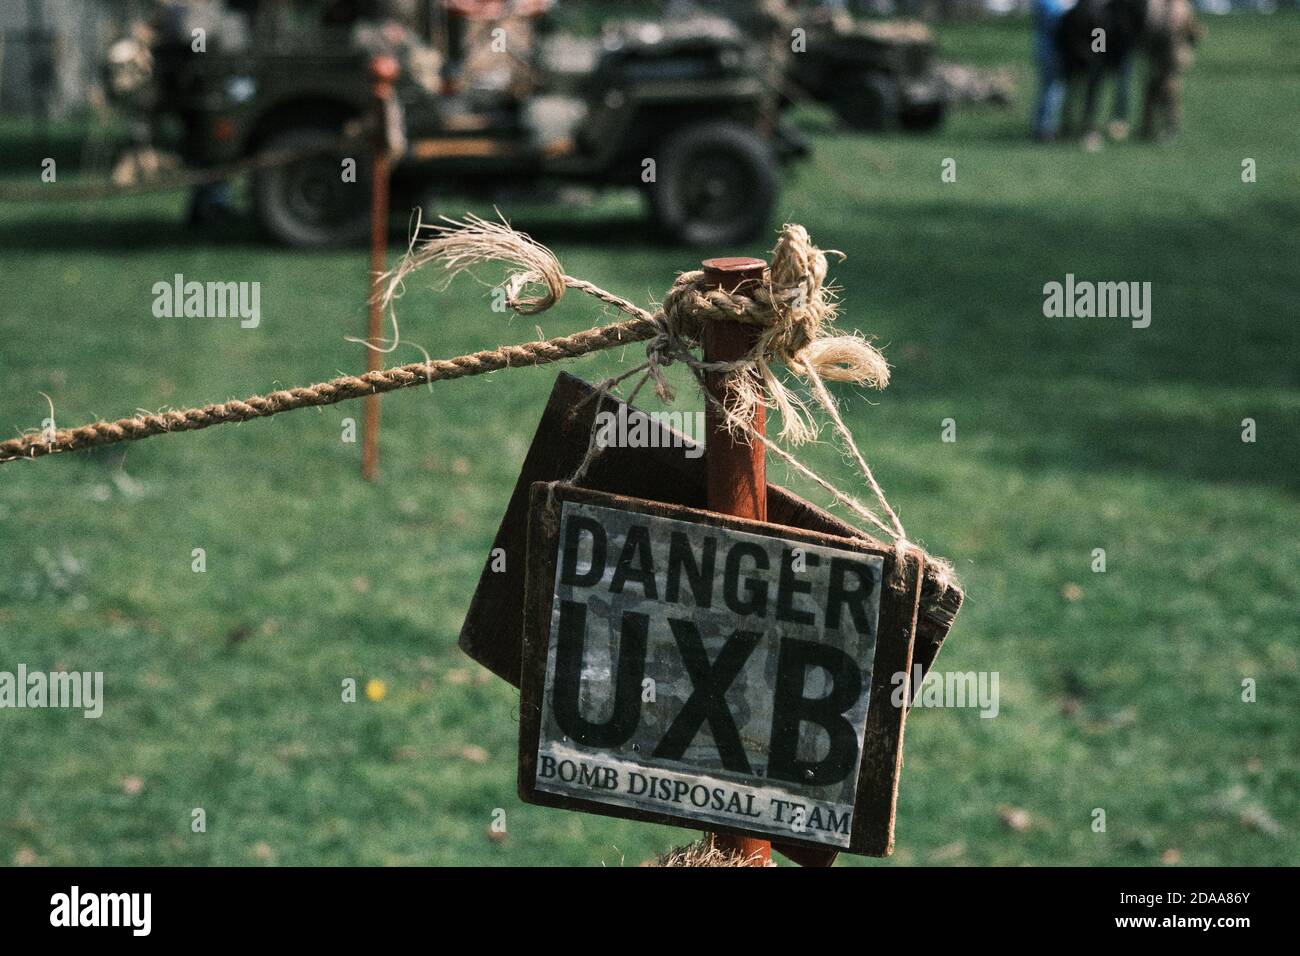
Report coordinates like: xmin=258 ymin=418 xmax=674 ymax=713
xmin=700 ymin=255 xmax=772 ymax=866
xmin=362 ymin=55 xmax=400 ymax=482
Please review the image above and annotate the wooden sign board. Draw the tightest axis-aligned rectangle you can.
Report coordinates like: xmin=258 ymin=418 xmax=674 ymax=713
xmin=519 ymin=483 xmax=925 ymax=856
xmin=458 ymin=372 xmax=964 ymax=864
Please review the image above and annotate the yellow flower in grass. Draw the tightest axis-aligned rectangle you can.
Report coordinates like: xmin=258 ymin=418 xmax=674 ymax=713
xmin=365 ymin=678 xmax=387 ymax=702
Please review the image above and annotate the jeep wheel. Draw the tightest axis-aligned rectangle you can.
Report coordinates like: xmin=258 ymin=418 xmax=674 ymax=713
xmin=835 ymin=73 xmax=899 ymax=132
xmin=252 ymin=127 xmax=370 ymax=248
xmin=648 ymin=121 xmax=778 ymax=247
xmin=900 ymin=100 xmax=947 ymax=134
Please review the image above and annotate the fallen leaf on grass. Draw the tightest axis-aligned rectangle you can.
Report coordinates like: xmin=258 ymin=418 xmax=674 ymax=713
xmin=1239 ymin=806 xmax=1282 ymax=837
xmin=931 ymin=841 xmax=965 ymax=862
xmin=998 ymin=805 xmax=1031 ymax=832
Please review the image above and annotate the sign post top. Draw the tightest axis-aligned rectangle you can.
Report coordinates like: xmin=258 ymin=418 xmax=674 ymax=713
xmin=701 ymin=256 xmax=767 ymax=278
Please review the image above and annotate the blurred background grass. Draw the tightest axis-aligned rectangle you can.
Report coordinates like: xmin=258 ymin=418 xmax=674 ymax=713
xmin=0 ymin=13 xmax=1296 ymax=866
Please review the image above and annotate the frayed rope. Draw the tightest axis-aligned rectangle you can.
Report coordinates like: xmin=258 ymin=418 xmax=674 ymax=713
xmin=391 ymin=215 xmax=942 ymax=584
xmin=0 ymin=212 xmax=956 ymax=589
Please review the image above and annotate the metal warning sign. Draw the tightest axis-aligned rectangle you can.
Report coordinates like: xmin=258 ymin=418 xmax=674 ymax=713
xmin=518 ymin=484 xmax=924 ymax=856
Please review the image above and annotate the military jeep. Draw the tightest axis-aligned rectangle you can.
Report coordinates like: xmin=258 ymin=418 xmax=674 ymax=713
xmin=134 ymin=4 xmax=806 ymax=248
xmin=699 ymin=1 xmax=947 ymax=133
xmin=787 ymin=17 xmax=948 ymax=133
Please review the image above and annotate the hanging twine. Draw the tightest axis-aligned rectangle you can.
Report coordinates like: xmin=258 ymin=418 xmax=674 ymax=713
xmin=386 ymin=217 xmax=891 ymax=445
xmin=653 ymin=224 xmax=890 ymax=447
xmin=391 ymin=216 xmax=919 ymax=576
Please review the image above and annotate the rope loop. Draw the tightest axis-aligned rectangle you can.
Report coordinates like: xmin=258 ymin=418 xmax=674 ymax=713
xmin=647 ymin=224 xmax=891 ymax=447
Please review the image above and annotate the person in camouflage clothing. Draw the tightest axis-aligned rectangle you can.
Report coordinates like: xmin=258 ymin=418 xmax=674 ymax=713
xmin=1140 ymin=0 xmax=1203 ymax=141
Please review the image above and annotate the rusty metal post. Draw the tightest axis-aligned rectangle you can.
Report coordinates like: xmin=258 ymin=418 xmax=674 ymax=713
xmin=700 ymin=255 xmax=772 ymax=866
xmin=362 ymin=55 xmax=400 ymax=482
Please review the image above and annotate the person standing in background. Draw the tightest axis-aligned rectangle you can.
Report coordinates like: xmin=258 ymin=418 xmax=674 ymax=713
xmin=1031 ymin=0 xmax=1076 ymax=141
xmin=1141 ymin=0 xmax=1202 ymax=140
xmin=153 ymin=1 xmax=238 ymax=225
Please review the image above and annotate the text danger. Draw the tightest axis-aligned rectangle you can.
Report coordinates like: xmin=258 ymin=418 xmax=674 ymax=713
xmin=533 ymin=500 xmax=884 ymax=847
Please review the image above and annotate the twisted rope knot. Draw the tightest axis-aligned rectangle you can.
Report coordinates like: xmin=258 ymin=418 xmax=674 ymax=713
xmin=647 ymin=224 xmax=891 ymax=446
xmin=657 ymin=224 xmax=836 ymax=356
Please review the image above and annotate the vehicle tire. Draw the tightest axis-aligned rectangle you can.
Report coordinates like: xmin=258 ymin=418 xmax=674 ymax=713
xmin=648 ymin=121 xmax=779 ymax=248
xmin=252 ymin=127 xmax=370 ymax=248
xmin=900 ymin=100 xmax=947 ymax=134
xmin=834 ymin=73 xmax=899 ymax=132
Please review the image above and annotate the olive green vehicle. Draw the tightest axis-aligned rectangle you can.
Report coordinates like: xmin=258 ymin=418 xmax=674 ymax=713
xmin=786 ymin=16 xmax=948 ymax=132
xmin=136 ymin=5 xmax=807 ymax=248
xmin=702 ymin=0 xmax=948 ymax=133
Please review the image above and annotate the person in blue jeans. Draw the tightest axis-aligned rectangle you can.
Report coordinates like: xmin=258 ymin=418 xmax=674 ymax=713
xmin=1031 ymin=0 xmax=1075 ymax=140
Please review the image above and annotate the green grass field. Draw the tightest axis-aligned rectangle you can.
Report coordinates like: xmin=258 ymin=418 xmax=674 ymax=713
xmin=1 ymin=13 xmax=1296 ymax=866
